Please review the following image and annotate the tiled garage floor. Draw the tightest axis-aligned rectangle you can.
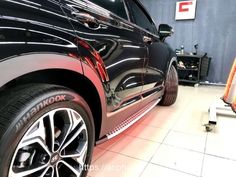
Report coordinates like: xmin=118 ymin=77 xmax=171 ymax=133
xmin=87 ymin=86 xmax=236 ymax=177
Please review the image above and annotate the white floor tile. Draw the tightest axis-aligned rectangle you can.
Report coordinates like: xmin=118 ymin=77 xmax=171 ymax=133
xmin=92 ymin=147 xmax=106 ymax=162
xmin=139 ymin=109 xmax=179 ymax=130
xmin=173 ymin=110 xmax=209 ymax=135
xmin=110 ymin=135 xmax=160 ymax=161
xmin=124 ymin=124 xmax=169 ymax=143
xmin=141 ymin=164 xmax=197 ymax=177
xmin=88 ymin=151 xmax=147 ymax=177
xmin=164 ymin=131 xmax=207 ymax=152
xmin=205 ymin=113 xmax=236 ymax=160
xmin=206 ymin=130 xmax=236 ymax=160
xmin=202 ymin=155 xmax=236 ymax=177
xmin=151 ymin=144 xmax=203 ymax=176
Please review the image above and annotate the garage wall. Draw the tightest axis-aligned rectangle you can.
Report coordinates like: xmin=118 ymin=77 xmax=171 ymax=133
xmin=140 ymin=0 xmax=236 ymax=83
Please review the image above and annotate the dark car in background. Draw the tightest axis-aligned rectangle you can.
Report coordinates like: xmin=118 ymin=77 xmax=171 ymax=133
xmin=0 ymin=0 xmax=178 ymax=176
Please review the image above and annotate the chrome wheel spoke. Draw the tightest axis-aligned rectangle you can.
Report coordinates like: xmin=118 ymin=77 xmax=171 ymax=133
xmin=60 ymin=110 xmax=88 ymax=160
xmin=47 ymin=112 xmax=56 ymax=152
xmin=69 ymin=110 xmax=83 ymax=131
xmin=18 ymin=119 xmax=49 ymax=153
xmin=54 ymin=164 xmax=59 ymax=177
xmin=40 ymin=166 xmax=53 ymax=177
xmin=60 ymin=124 xmax=87 ymax=154
xmin=50 ymin=109 xmax=74 ymax=152
xmin=61 ymin=140 xmax=88 ymax=167
xmin=57 ymin=109 xmax=83 ymax=150
xmin=18 ymin=137 xmax=51 ymax=156
xmin=75 ymin=141 xmax=88 ymax=166
xmin=59 ymin=160 xmax=82 ymax=177
xmin=21 ymin=119 xmax=46 ymax=143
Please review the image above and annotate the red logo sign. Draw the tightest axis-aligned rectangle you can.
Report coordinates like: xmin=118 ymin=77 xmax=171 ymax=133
xmin=179 ymin=2 xmax=193 ymax=12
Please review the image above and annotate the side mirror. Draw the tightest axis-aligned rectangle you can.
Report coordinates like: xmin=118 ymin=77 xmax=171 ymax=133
xmin=158 ymin=24 xmax=174 ymax=41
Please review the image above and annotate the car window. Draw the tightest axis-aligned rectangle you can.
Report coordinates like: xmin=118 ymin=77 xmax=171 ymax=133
xmin=127 ymin=0 xmax=157 ymax=34
xmin=90 ymin=0 xmax=128 ymax=20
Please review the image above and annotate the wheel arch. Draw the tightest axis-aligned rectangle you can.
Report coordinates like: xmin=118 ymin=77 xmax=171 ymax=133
xmin=166 ymin=55 xmax=178 ymax=77
xmin=0 ymin=54 xmax=106 ymax=140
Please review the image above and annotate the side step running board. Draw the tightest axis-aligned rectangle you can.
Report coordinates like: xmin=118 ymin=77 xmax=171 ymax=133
xmin=96 ymin=98 xmax=161 ymax=145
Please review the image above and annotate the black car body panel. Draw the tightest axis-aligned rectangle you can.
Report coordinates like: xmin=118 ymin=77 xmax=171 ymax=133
xmin=0 ymin=0 xmax=177 ymax=139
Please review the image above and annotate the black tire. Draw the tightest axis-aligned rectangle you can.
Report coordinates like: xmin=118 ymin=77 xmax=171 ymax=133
xmin=0 ymin=84 xmax=95 ymax=177
xmin=160 ymin=65 xmax=178 ymax=106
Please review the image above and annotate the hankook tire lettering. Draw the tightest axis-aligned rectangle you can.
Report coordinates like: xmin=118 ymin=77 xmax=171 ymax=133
xmin=15 ymin=95 xmax=67 ymax=132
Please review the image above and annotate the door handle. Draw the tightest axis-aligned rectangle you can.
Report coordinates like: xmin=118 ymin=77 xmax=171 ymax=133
xmin=143 ymin=36 xmax=152 ymax=44
xmin=71 ymin=12 xmax=101 ymax=30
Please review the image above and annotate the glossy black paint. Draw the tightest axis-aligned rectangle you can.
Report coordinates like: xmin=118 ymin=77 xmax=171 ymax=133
xmin=0 ymin=0 xmax=176 ymax=138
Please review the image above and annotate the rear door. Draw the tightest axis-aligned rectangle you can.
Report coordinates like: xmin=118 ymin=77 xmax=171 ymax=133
xmin=60 ymin=0 xmax=147 ymax=131
xmin=126 ymin=0 xmax=167 ymax=103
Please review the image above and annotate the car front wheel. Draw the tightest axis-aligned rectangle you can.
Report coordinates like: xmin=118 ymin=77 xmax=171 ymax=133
xmin=160 ymin=65 xmax=178 ymax=106
xmin=0 ymin=84 xmax=95 ymax=177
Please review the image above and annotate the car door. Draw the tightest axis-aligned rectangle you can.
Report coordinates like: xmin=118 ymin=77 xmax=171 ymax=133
xmin=126 ymin=0 xmax=168 ymax=105
xmin=60 ymin=0 xmax=147 ymax=130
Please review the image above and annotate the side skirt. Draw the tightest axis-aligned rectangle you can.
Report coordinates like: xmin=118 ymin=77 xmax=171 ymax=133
xmin=96 ymin=98 xmax=161 ymax=145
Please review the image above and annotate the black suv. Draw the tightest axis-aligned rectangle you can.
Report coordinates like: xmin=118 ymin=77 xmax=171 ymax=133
xmin=0 ymin=0 xmax=178 ymax=176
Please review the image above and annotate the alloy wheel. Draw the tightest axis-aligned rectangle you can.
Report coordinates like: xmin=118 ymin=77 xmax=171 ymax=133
xmin=8 ymin=108 xmax=88 ymax=177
